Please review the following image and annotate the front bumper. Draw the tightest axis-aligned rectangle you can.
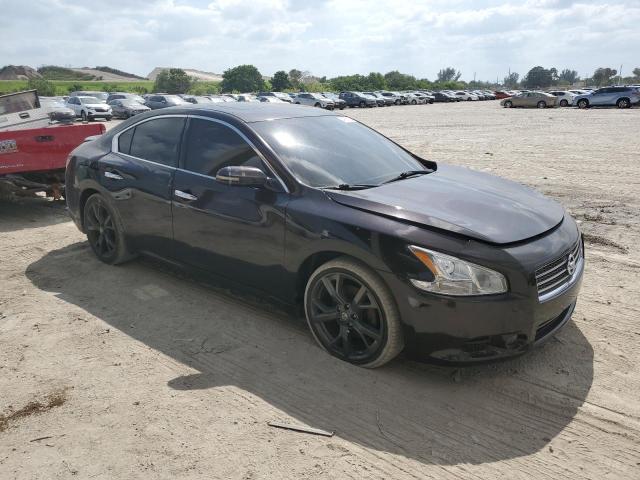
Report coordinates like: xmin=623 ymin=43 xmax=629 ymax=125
xmin=87 ymin=110 xmax=112 ymax=118
xmin=380 ymin=226 xmax=584 ymax=364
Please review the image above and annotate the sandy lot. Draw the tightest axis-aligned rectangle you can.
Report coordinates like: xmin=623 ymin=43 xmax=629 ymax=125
xmin=1 ymin=102 xmax=639 ymax=479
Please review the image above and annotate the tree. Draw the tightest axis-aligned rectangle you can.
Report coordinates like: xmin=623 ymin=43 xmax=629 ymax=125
xmin=437 ymin=67 xmax=461 ymax=82
xmin=365 ymin=72 xmax=386 ymax=90
xmin=523 ymin=66 xmax=554 ymax=88
xmin=67 ymin=83 xmax=84 ymax=94
xmin=271 ymin=70 xmax=291 ymax=91
xmin=153 ymin=68 xmax=194 ymax=94
xmin=384 ymin=71 xmax=416 ymax=90
xmin=558 ymin=69 xmax=579 ymax=84
xmin=27 ymin=78 xmax=56 ymax=96
xmin=632 ymin=67 xmax=640 ymax=80
xmin=592 ymin=67 xmax=617 ymax=86
xmin=503 ymin=72 xmax=520 ymax=88
xmin=288 ymin=69 xmax=303 ymax=89
xmin=220 ymin=65 xmax=264 ymax=93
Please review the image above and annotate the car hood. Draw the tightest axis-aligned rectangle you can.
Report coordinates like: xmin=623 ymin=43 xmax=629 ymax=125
xmin=325 ymin=165 xmax=565 ymax=245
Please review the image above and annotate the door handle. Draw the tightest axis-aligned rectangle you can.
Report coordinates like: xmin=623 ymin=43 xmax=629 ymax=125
xmin=175 ymin=189 xmax=198 ymax=201
xmin=104 ymin=171 xmax=124 ymax=180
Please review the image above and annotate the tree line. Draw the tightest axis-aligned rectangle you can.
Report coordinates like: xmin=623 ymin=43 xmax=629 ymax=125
xmin=505 ymin=66 xmax=640 ymax=89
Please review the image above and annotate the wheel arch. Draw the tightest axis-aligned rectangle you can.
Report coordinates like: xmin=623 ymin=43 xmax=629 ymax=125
xmin=78 ymin=188 xmax=100 ymax=232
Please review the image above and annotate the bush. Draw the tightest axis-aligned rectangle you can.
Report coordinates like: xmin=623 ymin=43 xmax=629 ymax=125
xmin=26 ymin=78 xmax=56 ymax=96
xmin=153 ymin=69 xmax=195 ymax=94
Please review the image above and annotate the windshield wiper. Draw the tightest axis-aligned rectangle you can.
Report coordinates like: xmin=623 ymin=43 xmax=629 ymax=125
xmin=382 ymin=170 xmax=433 ymax=184
xmin=323 ymin=183 xmax=377 ymax=191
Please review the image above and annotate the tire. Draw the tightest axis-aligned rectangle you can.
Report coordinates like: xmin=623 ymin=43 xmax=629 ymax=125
xmin=504 ymin=100 xmax=513 ymax=108
xmin=395 ymin=99 xmax=400 ymax=105
xmin=80 ymin=110 xmax=87 ymax=121
xmin=411 ymin=100 xmax=417 ymax=105
xmin=83 ymin=194 xmax=136 ymax=265
xmin=304 ymin=257 xmax=404 ymax=368
xmin=577 ymin=99 xmax=589 ymax=109
xmin=467 ymin=97 xmax=472 ymax=101
xmin=105 ymin=116 xmax=112 ymax=121
xmin=616 ymin=98 xmax=630 ymax=109
xmin=314 ymin=102 xmax=321 ymax=108
xmin=359 ymin=101 xmax=365 ymax=108
xmin=560 ymin=99 xmax=569 ymax=107
xmin=537 ymin=101 xmax=546 ymax=109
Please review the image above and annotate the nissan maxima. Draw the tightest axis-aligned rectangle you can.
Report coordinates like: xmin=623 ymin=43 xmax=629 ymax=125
xmin=66 ymin=103 xmax=584 ymax=367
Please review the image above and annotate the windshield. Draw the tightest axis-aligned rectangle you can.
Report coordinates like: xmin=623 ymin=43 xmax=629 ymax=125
xmin=253 ymin=116 xmax=424 ymax=188
xmin=80 ymin=97 xmax=100 ymax=104
xmin=121 ymin=99 xmax=144 ymax=106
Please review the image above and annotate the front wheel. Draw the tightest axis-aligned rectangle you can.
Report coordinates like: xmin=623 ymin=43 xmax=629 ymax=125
xmin=577 ymin=99 xmax=589 ymax=109
xmin=105 ymin=116 xmax=112 ymax=121
xmin=83 ymin=194 xmax=135 ymax=265
xmin=537 ymin=101 xmax=547 ymax=108
xmin=504 ymin=100 xmax=513 ymax=108
xmin=304 ymin=258 xmax=404 ymax=368
xmin=359 ymin=101 xmax=365 ymax=108
xmin=80 ymin=110 xmax=87 ymax=121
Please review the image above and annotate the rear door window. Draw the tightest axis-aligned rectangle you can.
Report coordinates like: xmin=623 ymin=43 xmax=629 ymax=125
xmin=118 ymin=127 xmax=135 ymax=155
xmin=129 ymin=117 xmax=185 ymax=167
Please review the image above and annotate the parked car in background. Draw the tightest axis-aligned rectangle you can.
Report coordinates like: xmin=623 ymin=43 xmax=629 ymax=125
xmin=258 ymin=96 xmax=287 ymax=103
xmin=294 ymin=92 xmax=335 ymax=109
xmin=377 ymin=91 xmax=402 ymax=105
xmin=403 ymin=93 xmax=426 ymax=105
xmin=66 ymin=96 xmax=112 ymax=121
xmin=362 ymin=92 xmax=386 ymax=107
xmin=494 ymin=91 xmax=511 ymax=99
xmin=257 ymin=92 xmax=293 ymax=103
xmin=236 ymin=94 xmax=259 ymax=103
xmin=454 ymin=91 xmax=479 ymax=101
xmin=574 ymin=86 xmax=640 ymax=109
xmin=320 ymin=92 xmax=346 ymax=109
xmin=549 ymin=91 xmax=576 ymax=107
xmin=501 ymin=91 xmax=557 ymax=108
xmin=66 ymin=103 xmax=583 ymax=367
xmin=40 ymin=97 xmax=76 ymax=122
xmin=183 ymin=96 xmax=213 ymax=104
xmin=339 ymin=91 xmax=377 ymax=107
xmin=108 ymin=99 xmax=150 ymax=119
xmin=144 ymin=94 xmax=189 ymax=110
xmin=412 ymin=92 xmax=434 ymax=104
xmin=106 ymin=93 xmax=146 ymax=104
xmin=441 ymin=90 xmax=462 ymax=101
xmin=433 ymin=92 xmax=457 ymax=102
xmin=68 ymin=91 xmax=108 ymax=103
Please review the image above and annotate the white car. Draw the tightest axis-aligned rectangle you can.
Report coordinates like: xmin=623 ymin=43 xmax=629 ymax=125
xmin=454 ymin=91 xmax=479 ymax=101
xmin=549 ymin=90 xmax=576 ymax=107
xmin=294 ymin=92 xmax=335 ymax=109
xmin=65 ymin=96 xmax=112 ymax=121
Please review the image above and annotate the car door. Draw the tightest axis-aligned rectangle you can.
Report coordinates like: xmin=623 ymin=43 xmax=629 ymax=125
xmin=101 ymin=116 xmax=186 ymax=257
xmin=171 ymin=117 xmax=289 ymax=294
xmin=591 ymin=88 xmax=610 ymax=105
xmin=67 ymin=97 xmax=80 ymax=115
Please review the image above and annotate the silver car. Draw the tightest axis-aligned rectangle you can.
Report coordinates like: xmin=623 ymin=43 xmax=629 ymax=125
xmin=294 ymin=92 xmax=335 ymax=109
xmin=65 ymin=96 xmax=112 ymax=121
xmin=574 ymin=87 xmax=640 ymax=109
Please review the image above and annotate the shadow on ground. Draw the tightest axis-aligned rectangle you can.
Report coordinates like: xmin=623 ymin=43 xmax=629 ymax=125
xmin=0 ymin=197 xmax=69 ymax=233
xmin=26 ymin=243 xmax=594 ymax=466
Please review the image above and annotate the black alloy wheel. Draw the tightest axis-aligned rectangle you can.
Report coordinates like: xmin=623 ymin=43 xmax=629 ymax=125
xmin=83 ymin=194 xmax=135 ymax=265
xmin=305 ymin=258 xmax=403 ymax=367
xmin=617 ymin=98 xmax=630 ymax=109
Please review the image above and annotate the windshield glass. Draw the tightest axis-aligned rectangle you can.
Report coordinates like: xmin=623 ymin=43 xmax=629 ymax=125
xmin=253 ymin=116 xmax=424 ymax=187
xmin=80 ymin=97 xmax=100 ymax=104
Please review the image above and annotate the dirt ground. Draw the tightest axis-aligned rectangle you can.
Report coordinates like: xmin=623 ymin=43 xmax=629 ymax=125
xmin=1 ymin=102 xmax=639 ymax=479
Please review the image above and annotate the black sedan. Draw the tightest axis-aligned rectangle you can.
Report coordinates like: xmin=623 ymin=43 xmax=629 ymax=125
xmin=66 ymin=104 xmax=583 ymax=367
xmin=108 ymin=99 xmax=151 ymax=119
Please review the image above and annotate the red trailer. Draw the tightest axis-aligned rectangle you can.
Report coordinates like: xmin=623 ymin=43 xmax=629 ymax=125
xmin=0 ymin=90 xmax=105 ymax=200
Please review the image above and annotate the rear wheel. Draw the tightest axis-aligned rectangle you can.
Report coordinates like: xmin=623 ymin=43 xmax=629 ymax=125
xmin=560 ymin=99 xmax=569 ymax=107
xmin=577 ymin=99 xmax=589 ymax=109
xmin=537 ymin=101 xmax=547 ymax=108
xmin=616 ymin=98 xmax=630 ymax=109
xmin=83 ymin=194 xmax=135 ymax=265
xmin=304 ymin=258 xmax=404 ymax=368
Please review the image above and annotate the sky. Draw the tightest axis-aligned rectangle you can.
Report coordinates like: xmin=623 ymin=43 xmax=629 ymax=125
xmin=1 ymin=0 xmax=638 ymax=81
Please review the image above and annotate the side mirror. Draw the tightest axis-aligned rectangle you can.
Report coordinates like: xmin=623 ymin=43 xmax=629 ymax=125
xmin=216 ymin=166 xmax=268 ymax=187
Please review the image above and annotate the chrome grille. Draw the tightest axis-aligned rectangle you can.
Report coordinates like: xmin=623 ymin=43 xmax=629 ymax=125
xmin=535 ymin=239 xmax=582 ymax=301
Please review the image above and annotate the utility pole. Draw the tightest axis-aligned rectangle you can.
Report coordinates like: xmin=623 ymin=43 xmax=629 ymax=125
xmin=619 ymin=64 xmax=623 ymax=85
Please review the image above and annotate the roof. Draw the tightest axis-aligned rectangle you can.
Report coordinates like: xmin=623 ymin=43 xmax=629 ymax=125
xmin=174 ymin=102 xmax=339 ymax=123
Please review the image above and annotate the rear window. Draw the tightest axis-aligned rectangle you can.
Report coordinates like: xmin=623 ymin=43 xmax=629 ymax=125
xmin=118 ymin=127 xmax=134 ymax=155
xmin=128 ymin=117 xmax=185 ymax=167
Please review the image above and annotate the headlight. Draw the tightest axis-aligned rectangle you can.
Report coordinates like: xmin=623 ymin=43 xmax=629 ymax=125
xmin=408 ymin=246 xmax=508 ymax=296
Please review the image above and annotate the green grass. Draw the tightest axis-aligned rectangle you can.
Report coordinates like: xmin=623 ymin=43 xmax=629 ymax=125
xmin=38 ymin=66 xmax=95 ymax=81
xmin=0 ymin=79 xmax=221 ymax=96
xmin=0 ymin=80 xmax=155 ymax=95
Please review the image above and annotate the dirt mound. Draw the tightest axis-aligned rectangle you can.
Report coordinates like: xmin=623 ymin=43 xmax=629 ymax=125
xmin=0 ymin=65 xmax=42 ymax=80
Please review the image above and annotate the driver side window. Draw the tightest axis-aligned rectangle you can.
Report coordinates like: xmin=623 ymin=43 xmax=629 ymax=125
xmin=183 ymin=119 xmax=266 ymax=177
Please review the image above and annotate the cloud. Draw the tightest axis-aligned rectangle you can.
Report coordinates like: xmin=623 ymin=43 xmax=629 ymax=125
xmin=0 ymin=0 xmax=638 ymax=81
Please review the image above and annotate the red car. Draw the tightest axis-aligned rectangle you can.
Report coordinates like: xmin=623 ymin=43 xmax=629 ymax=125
xmin=494 ymin=91 xmax=512 ymax=99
